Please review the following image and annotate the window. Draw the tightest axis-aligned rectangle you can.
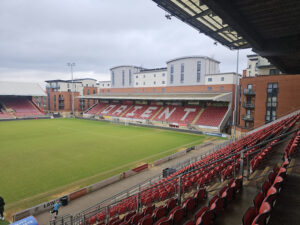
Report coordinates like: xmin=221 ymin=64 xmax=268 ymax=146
xmin=221 ymin=77 xmax=224 ymax=81
xmin=255 ymin=62 xmax=258 ymax=71
xmin=162 ymin=73 xmax=165 ymax=77
xmin=67 ymin=83 xmax=69 ymax=88
xmin=170 ymin=65 xmax=174 ymax=84
xmin=86 ymin=84 xmax=88 ymax=87
xmin=154 ymin=74 xmax=156 ymax=77
xmin=162 ymin=88 xmax=165 ymax=92
xmin=220 ymin=86 xmax=224 ymax=91
xmin=143 ymin=82 xmax=145 ymax=85
xmin=162 ymin=81 xmax=165 ymax=84
xmin=136 ymin=82 xmax=138 ymax=85
xmin=54 ymin=95 xmax=56 ymax=111
xmin=180 ymin=63 xmax=184 ymax=83
xmin=197 ymin=61 xmax=201 ymax=82
xmin=47 ymin=93 xmax=50 ymax=109
xmin=208 ymin=87 xmax=212 ymax=91
xmin=129 ymin=70 xmax=132 ymax=85
xmin=136 ymin=75 xmax=138 ymax=78
xmin=267 ymin=83 xmax=278 ymax=94
xmin=122 ymin=70 xmax=125 ymax=86
xmin=112 ymin=72 xmax=115 ymax=86
xmin=246 ymin=97 xmax=251 ymax=104
xmin=247 ymin=84 xmax=252 ymax=89
xmin=154 ymin=81 xmax=156 ymax=85
xmin=143 ymin=75 xmax=145 ymax=78
xmin=266 ymin=82 xmax=278 ymax=123
xmin=93 ymin=90 xmax=96 ymax=94
xmin=208 ymin=78 xmax=212 ymax=82
xmin=269 ymin=69 xmax=279 ymax=75
xmin=87 ymin=90 xmax=90 ymax=95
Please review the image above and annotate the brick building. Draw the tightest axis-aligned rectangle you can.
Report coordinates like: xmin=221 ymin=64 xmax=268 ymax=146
xmin=237 ymin=74 xmax=300 ymax=135
xmin=45 ymin=78 xmax=98 ymax=114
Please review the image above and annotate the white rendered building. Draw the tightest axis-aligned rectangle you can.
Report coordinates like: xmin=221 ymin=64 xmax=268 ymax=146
xmin=166 ymin=56 xmax=220 ymax=86
xmin=134 ymin=68 xmax=167 ymax=87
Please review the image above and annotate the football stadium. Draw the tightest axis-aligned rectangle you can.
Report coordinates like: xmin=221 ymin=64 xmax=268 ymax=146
xmin=1 ymin=0 xmax=300 ymax=225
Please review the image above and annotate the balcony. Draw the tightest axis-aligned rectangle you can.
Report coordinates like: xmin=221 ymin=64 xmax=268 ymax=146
xmin=243 ymin=89 xmax=255 ymax=96
xmin=59 ymin=103 xmax=64 ymax=107
xmin=243 ymin=102 xmax=255 ymax=109
xmin=46 ymin=84 xmax=60 ymax=89
xmin=242 ymin=114 xmax=254 ymax=122
xmin=58 ymin=97 xmax=64 ymax=101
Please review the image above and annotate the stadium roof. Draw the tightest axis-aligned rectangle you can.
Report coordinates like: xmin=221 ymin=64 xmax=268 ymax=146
xmin=79 ymin=92 xmax=232 ymax=102
xmin=0 ymin=82 xmax=46 ymax=97
xmin=153 ymin=0 xmax=300 ymax=73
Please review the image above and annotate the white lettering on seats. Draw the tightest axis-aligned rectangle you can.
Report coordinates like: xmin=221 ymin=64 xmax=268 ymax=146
xmin=181 ymin=108 xmax=196 ymax=121
xmin=112 ymin=105 xmax=128 ymax=115
xmin=126 ymin=106 xmax=143 ymax=117
xmin=101 ymin=105 xmax=116 ymax=114
xmin=158 ymin=107 xmax=176 ymax=120
xmin=141 ymin=106 xmax=158 ymax=118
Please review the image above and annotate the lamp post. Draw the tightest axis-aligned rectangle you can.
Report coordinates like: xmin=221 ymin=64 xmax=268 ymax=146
xmin=232 ymin=49 xmax=239 ymax=140
xmin=67 ymin=62 xmax=76 ymax=116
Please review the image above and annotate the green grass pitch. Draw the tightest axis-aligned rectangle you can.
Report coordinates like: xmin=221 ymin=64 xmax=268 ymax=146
xmin=0 ymin=118 xmax=209 ymax=209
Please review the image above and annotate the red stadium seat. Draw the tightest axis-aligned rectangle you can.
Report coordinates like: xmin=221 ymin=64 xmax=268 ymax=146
xmin=242 ymin=207 xmax=256 ymax=225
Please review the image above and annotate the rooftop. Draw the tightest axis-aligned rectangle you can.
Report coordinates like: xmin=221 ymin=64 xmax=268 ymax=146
xmin=0 ymin=82 xmax=46 ymax=97
xmin=166 ymin=55 xmax=220 ymax=64
xmin=139 ymin=68 xmax=167 ymax=73
xmin=79 ymin=92 xmax=232 ymax=102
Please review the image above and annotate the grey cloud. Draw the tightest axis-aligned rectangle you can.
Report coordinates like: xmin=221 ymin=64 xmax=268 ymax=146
xmin=0 ymin=0 xmax=252 ymax=83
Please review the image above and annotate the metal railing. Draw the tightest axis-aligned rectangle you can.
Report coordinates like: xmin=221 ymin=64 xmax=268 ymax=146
xmin=50 ymin=139 xmax=233 ymax=225
xmin=242 ymin=102 xmax=255 ymax=109
xmin=242 ymin=114 xmax=254 ymax=121
xmin=243 ymin=89 xmax=256 ymax=95
xmin=50 ymin=114 xmax=300 ymax=225
xmin=46 ymin=85 xmax=60 ymax=89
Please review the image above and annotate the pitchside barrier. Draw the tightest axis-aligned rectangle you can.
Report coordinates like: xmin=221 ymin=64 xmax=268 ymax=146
xmin=76 ymin=116 xmax=206 ymax=135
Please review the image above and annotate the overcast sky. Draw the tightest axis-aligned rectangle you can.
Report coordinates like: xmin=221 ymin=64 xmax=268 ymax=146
xmin=0 ymin=0 xmax=253 ymax=85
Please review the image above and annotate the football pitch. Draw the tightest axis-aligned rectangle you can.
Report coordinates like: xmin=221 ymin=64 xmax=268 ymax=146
xmin=0 ymin=118 xmax=210 ymax=209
